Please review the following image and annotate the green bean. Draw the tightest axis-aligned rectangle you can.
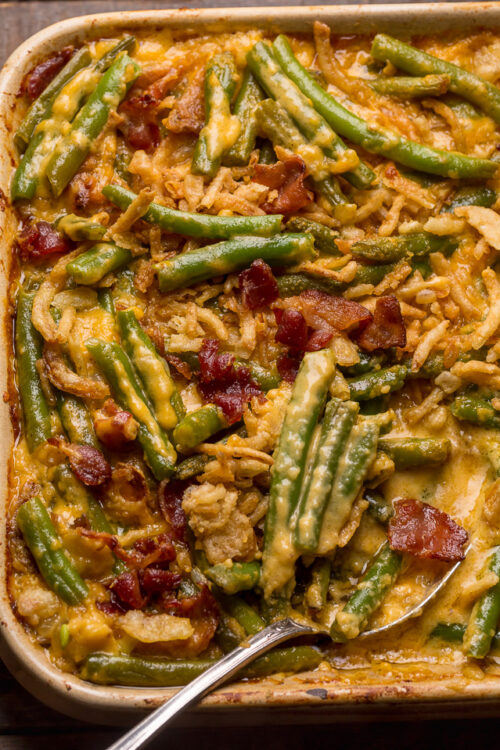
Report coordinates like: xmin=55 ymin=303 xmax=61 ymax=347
xmin=13 ymin=40 xmax=137 ymax=201
xmin=262 ymin=349 xmax=335 ymax=599
xmin=285 ymin=217 xmax=340 ymax=256
xmin=305 ymin=558 xmax=331 ymax=609
xmin=103 ymin=184 xmax=283 ymax=239
xmin=15 ymin=290 xmax=52 ymax=452
xmin=157 ymin=233 xmax=314 ymax=293
xmin=276 ymin=263 xmax=396 ymax=298
xmin=318 ymin=420 xmax=380 ymax=555
xmin=450 ymin=393 xmax=500 ymax=430
xmin=365 ymin=488 xmax=394 ymax=525
xmin=46 ymin=53 xmax=141 ymax=197
xmin=258 ymin=139 xmax=276 ymax=164
xmin=82 ymin=644 xmax=322 ymax=686
xmin=67 ymin=245 xmax=133 ymax=286
xmin=294 ymin=399 xmax=358 ymax=552
xmin=371 ymin=74 xmax=450 ymax=98
xmin=245 ymin=362 xmax=281 ymax=392
xmin=445 ymin=186 xmax=497 ymax=212
xmin=217 ymin=593 xmax=265 ymax=635
xmin=330 ymin=542 xmax=402 ymax=641
xmin=205 ymin=561 xmax=261 ymax=595
xmin=15 ymin=47 xmax=92 ymax=152
xmin=173 ymin=405 xmax=227 ymax=452
xmin=255 ymin=98 xmax=349 ymax=210
xmin=86 ymin=338 xmax=176 ymax=480
xmin=248 ymin=44 xmax=375 ymax=189
xmin=464 ymin=547 xmax=500 ymax=658
xmin=17 ymin=496 xmax=88 ymax=605
xmin=273 ymin=35 xmax=497 ymax=180
xmin=340 ymin=352 xmax=386 ymax=377
xmin=55 ymin=214 xmax=107 ymax=242
xmin=351 ymin=232 xmax=458 ymax=263
xmin=348 ymin=366 xmax=408 ymax=402
xmin=223 ymin=71 xmax=264 ymax=166
xmin=371 ymin=34 xmax=500 ymax=124
xmin=192 ymin=53 xmax=239 ymax=177
xmin=172 ymin=454 xmax=211 ymax=480
xmin=97 ymin=289 xmax=115 ymax=315
xmin=81 ymin=653 xmax=215 ymax=686
xmin=244 ymin=646 xmax=323 ymax=677
xmin=117 ymin=309 xmax=184 ymax=430
xmin=377 ymin=437 xmax=451 ymax=470
xmin=56 ymin=392 xmax=99 ymax=449
xmin=429 ymin=622 xmax=466 ymax=643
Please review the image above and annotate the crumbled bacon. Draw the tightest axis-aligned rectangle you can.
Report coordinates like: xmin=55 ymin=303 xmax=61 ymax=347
xmin=140 ymin=568 xmax=183 ymax=595
xmin=48 ymin=438 xmax=111 ymax=486
xmin=17 ymin=221 xmax=72 ymax=261
xmin=118 ymin=101 xmax=160 ymax=153
xmin=125 ymin=65 xmax=186 ymax=109
xmin=158 ymin=479 xmax=190 ymax=542
xmin=388 ymin=498 xmax=468 ymax=562
xmin=198 ymin=339 xmax=263 ymax=424
xmin=306 ymin=328 xmax=334 ymax=351
xmin=166 ymin=354 xmax=192 ymax=380
xmin=298 ymin=290 xmax=372 ymax=333
xmin=239 ymin=259 xmax=279 ymax=310
xmin=275 ymin=309 xmax=308 ymax=351
xmin=164 ymin=67 xmax=205 ymax=134
xmin=253 ymin=155 xmax=314 ymax=214
xmin=162 ymin=583 xmax=218 ymax=619
xmin=25 ymin=47 xmax=74 ymax=100
xmin=357 ymin=295 xmax=406 ymax=352
xmin=110 ymin=570 xmax=146 ymax=610
xmin=94 ymin=399 xmax=138 ymax=449
xmin=277 ymin=352 xmax=303 ymax=382
xmin=83 ymin=528 xmax=177 ymax=569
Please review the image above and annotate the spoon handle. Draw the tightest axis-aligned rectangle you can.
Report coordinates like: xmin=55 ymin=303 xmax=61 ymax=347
xmin=106 ymin=617 xmax=315 ymax=750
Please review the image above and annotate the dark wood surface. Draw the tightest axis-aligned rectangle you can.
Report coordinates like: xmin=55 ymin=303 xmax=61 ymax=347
xmin=2 ymin=1 xmax=500 ymax=747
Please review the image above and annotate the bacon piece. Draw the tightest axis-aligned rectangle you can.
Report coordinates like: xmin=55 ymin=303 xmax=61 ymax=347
xmin=239 ymin=259 xmax=279 ymax=310
xmin=18 ymin=221 xmax=72 ymax=261
xmin=125 ymin=65 xmax=186 ymax=109
xmin=25 ymin=47 xmax=74 ymax=100
xmin=110 ymin=570 xmax=146 ymax=610
xmin=119 ymin=113 xmax=160 ymax=153
xmin=164 ymin=67 xmax=205 ymax=134
xmin=94 ymin=399 xmax=138 ymax=449
xmin=253 ymin=155 xmax=314 ymax=214
xmin=162 ymin=583 xmax=218 ymax=619
xmin=120 ymin=533 xmax=176 ymax=569
xmin=357 ymin=295 xmax=406 ymax=352
xmin=158 ymin=479 xmax=190 ymax=542
xmin=140 ymin=568 xmax=182 ymax=595
xmin=298 ymin=290 xmax=372 ymax=334
xmin=198 ymin=339 xmax=263 ymax=424
xmin=166 ymin=354 xmax=192 ymax=380
xmin=48 ymin=438 xmax=111 ymax=486
xmin=277 ymin=352 xmax=303 ymax=382
xmin=306 ymin=328 xmax=334 ymax=351
xmin=275 ymin=309 xmax=308 ymax=351
xmin=388 ymin=498 xmax=468 ymax=562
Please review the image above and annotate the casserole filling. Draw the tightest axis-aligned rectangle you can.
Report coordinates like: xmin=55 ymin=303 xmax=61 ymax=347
xmin=7 ymin=25 xmax=500 ymax=687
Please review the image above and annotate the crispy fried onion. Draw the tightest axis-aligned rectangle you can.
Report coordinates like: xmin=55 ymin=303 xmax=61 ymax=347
xmin=43 ymin=342 xmax=109 ymax=399
xmin=48 ymin=437 xmax=111 ymax=486
xmin=388 ymin=498 xmax=468 ymax=562
xmin=31 ymin=249 xmax=82 ymax=343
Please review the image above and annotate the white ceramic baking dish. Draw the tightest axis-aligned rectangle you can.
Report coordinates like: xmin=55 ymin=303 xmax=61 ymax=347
xmin=3 ymin=3 xmax=500 ymax=725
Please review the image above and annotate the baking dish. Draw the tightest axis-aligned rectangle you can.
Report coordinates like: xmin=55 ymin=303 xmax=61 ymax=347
xmin=4 ymin=3 xmax=500 ymax=724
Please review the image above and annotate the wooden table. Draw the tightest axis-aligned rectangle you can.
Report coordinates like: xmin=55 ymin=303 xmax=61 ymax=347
xmin=3 ymin=1 xmax=500 ymax=746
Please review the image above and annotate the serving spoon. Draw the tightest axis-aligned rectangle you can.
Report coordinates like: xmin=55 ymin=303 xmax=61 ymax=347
xmin=107 ymin=551 xmax=466 ymax=750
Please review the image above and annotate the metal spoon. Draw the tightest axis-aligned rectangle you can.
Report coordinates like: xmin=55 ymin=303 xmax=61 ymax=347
xmin=107 ymin=551 xmax=466 ymax=750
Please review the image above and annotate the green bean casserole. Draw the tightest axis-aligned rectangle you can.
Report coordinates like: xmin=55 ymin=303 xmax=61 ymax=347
xmin=8 ymin=23 xmax=500 ymax=689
